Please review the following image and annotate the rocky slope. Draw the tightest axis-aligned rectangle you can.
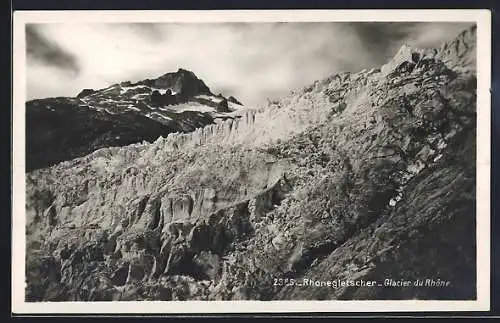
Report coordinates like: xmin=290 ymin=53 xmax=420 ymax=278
xmin=26 ymin=68 xmax=244 ymax=171
xmin=25 ymin=25 xmax=477 ymax=301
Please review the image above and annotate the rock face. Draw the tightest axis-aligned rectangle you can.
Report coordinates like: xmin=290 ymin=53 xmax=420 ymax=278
xmin=76 ymin=88 xmax=96 ymax=98
xmin=228 ymin=96 xmax=243 ymax=106
xmin=25 ymin=26 xmax=478 ymax=301
xmin=26 ymin=69 xmax=245 ymax=171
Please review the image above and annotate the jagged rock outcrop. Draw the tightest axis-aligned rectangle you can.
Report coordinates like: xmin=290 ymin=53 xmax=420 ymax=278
xmin=216 ymin=98 xmax=230 ymax=113
xmin=25 ymin=26 xmax=478 ymax=301
xmin=228 ymin=96 xmax=243 ymax=106
xmin=76 ymin=88 xmax=96 ymax=99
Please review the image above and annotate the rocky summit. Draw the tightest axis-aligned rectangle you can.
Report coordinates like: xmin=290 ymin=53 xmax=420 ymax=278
xmin=25 ymin=26 xmax=477 ymax=301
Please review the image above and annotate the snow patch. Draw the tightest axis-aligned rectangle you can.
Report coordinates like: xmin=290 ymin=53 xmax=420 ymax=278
xmin=131 ymin=93 xmax=148 ymax=100
xmin=433 ymin=154 xmax=443 ymax=162
xmin=120 ymin=84 xmax=147 ymax=95
xmin=166 ymin=103 xmax=215 ymax=114
xmin=87 ymin=105 xmax=103 ymax=112
xmin=407 ymin=160 xmax=426 ymax=175
xmin=437 ymin=139 xmax=448 ymax=150
xmin=196 ymin=94 xmax=224 ymax=104
xmin=126 ymin=105 xmax=141 ymax=112
xmin=146 ymin=112 xmax=172 ymax=121
xmin=101 ymin=86 xmax=118 ymax=93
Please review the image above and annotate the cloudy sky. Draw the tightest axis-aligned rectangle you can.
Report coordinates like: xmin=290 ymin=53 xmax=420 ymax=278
xmin=26 ymin=22 xmax=472 ymax=106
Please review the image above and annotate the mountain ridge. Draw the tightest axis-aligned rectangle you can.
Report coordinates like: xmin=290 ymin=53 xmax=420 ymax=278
xmin=26 ymin=68 xmax=245 ymax=171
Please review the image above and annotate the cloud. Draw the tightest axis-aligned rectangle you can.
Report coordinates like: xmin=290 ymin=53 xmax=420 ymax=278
xmin=26 ymin=25 xmax=80 ymax=75
xmin=345 ymin=22 xmax=473 ymax=64
xmin=25 ymin=22 xmax=473 ymax=106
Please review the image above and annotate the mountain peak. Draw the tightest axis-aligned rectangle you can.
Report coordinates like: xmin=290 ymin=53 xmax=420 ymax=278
xmin=176 ymin=67 xmax=194 ymax=74
xmin=380 ymin=43 xmax=421 ymax=76
xmin=435 ymin=24 xmax=476 ymax=72
xmin=150 ymin=68 xmax=212 ymax=97
xmin=380 ymin=25 xmax=476 ymax=77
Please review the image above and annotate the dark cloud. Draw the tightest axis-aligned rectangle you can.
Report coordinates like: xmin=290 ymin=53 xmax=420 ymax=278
xmin=26 ymin=25 xmax=80 ymax=75
xmin=347 ymin=23 xmax=418 ymax=61
xmin=347 ymin=22 xmax=474 ymax=63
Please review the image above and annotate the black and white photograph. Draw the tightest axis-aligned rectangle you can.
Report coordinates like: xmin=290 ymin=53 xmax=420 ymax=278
xmin=12 ymin=10 xmax=491 ymax=313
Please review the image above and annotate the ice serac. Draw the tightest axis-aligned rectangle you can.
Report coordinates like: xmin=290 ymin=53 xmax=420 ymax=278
xmin=26 ymin=25 xmax=478 ymax=301
xmin=161 ymin=109 xmax=259 ymax=150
